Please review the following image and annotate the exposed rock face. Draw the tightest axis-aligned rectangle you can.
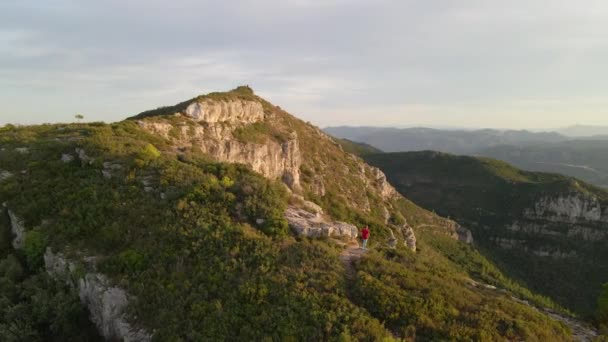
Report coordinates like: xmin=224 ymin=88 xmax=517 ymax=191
xmin=369 ymin=166 xmax=397 ymax=200
xmin=285 ymin=207 xmax=358 ymax=239
xmin=7 ymin=209 xmax=26 ymax=249
xmin=400 ymin=223 xmax=417 ymax=251
xmin=524 ymin=194 xmax=608 ymax=223
xmin=44 ymin=249 xmax=152 ymax=342
xmin=184 ymin=100 xmax=264 ymax=124
xmin=76 ymin=148 xmax=94 ymax=165
xmin=137 ymin=118 xmax=302 ymax=191
xmin=456 ymin=225 xmax=474 ymax=244
xmin=0 ymin=169 xmax=14 ymax=181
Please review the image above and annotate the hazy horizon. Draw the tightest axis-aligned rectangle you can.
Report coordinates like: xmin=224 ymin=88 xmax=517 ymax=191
xmin=2 ymin=1 xmax=608 ymax=129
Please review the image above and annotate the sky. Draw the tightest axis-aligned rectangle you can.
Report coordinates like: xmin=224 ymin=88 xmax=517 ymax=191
xmin=2 ymin=0 xmax=608 ymax=129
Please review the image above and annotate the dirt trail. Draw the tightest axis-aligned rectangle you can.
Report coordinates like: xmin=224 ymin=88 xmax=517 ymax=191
xmin=339 ymin=241 xmax=366 ymax=278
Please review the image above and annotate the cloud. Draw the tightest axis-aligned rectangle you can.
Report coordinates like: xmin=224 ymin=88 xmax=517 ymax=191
xmin=1 ymin=1 xmax=608 ymax=128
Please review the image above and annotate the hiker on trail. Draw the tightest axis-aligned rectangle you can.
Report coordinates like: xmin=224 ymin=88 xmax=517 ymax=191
xmin=361 ymin=226 xmax=370 ymax=250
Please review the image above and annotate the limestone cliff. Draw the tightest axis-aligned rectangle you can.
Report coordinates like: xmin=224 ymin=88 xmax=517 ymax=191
xmin=524 ymin=193 xmax=608 ymax=224
xmin=137 ymin=119 xmax=302 ymax=191
xmin=131 ymin=87 xmax=440 ymax=251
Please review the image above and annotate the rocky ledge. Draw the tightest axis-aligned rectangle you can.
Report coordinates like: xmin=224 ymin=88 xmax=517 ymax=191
xmin=285 ymin=206 xmax=358 ymax=240
xmin=184 ymin=99 xmax=265 ymax=124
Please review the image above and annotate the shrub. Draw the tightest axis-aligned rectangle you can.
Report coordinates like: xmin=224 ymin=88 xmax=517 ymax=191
xmin=24 ymin=230 xmax=48 ymax=270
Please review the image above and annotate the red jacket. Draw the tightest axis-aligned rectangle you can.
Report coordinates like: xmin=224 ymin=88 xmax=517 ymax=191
xmin=361 ymin=227 xmax=370 ymax=239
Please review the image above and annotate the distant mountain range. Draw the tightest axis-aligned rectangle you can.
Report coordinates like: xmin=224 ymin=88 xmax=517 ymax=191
xmin=325 ymin=126 xmax=608 ymax=188
xmin=557 ymin=125 xmax=608 ymax=137
xmin=324 ymin=126 xmax=569 ymax=154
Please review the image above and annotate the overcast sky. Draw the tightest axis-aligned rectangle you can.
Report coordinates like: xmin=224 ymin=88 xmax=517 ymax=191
xmin=2 ymin=0 xmax=608 ymax=129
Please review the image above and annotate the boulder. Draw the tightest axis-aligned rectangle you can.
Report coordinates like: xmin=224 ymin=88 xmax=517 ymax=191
xmin=61 ymin=153 xmax=75 ymax=163
xmin=285 ymin=207 xmax=358 ymax=240
xmin=0 ymin=170 xmax=13 ymax=182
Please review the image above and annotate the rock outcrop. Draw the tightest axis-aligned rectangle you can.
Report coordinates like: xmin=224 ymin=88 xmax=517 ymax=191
xmin=7 ymin=208 xmax=26 ymax=249
xmin=369 ymin=166 xmax=397 ymax=200
xmin=0 ymin=169 xmax=13 ymax=182
xmin=285 ymin=207 xmax=358 ymax=239
xmin=456 ymin=225 xmax=474 ymax=244
xmin=400 ymin=223 xmax=417 ymax=251
xmin=184 ymin=99 xmax=264 ymax=124
xmin=137 ymin=118 xmax=302 ymax=191
xmin=524 ymin=194 xmax=608 ymax=223
xmin=44 ymin=249 xmax=151 ymax=342
xmin=4 ymin=205 xmax=150 ymax=341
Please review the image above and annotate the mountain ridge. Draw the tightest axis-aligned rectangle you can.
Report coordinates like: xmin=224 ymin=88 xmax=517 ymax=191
xmin=0 ymin=87 xmax=595 ymax=340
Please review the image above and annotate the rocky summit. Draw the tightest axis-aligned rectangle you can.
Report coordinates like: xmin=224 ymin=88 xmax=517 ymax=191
xmin=0 ymin=87 xmax=600 ymax=341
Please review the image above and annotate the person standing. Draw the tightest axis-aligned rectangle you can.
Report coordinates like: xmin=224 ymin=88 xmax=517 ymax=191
xmin=361 ymin=226 xmax=370 ymax=250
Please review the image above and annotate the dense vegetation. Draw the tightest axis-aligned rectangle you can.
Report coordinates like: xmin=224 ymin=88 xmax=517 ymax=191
xmin=365 ymin=151 xmax=608 ymax=316
xmin=0 ymin=90 xmax=586 ymax=340
xmin=0 ymin=193 xmax=100 ymax=341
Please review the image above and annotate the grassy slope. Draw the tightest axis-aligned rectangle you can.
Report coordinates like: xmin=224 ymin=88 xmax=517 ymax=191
xmin=335 ymin=138 xmax=383 ymax=156
xmin=365 ymin=150 xmax=608 ymax=315
xmin=0 ymin=93 xmax=578 ymax=340
xmin=479 ymin=140 xmax=608 ymax=188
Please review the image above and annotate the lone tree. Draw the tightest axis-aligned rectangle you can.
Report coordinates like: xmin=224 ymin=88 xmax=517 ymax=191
xmin=75 ymin=114 xmax=84 ymax=122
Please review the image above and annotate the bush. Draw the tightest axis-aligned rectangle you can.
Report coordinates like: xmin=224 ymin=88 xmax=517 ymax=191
xmin=24 ymin=230 xmax=48 ymax=270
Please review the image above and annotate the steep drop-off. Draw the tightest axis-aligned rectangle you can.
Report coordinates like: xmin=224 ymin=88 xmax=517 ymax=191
xmin=365 ymin=151 xmax=608 ymax=315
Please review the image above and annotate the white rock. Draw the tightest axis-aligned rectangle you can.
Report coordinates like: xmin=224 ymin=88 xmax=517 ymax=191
xmin=7 ymin=209 xmax=26 ymax=249
xmin=285 ymin=207 xmax=358 ymax=239
xmin=456 ymin=225 xmax=474 ymax=244
xmin=184 ymin=100 xmax=264 ymax=124
xmin=139 ymin=118 xmax=302 ymax=192
xmin=61 ymin=153 xmax=75 ymax=163
xmin=14 ymin=147 xmax=29 ymax=154
xmin=75 ymin=148 xmax=94 ymax=165
xmin=525 ymin=194 xmax=606 ymax=222
xmin=0 ymin=170 xmax=13 ymax=182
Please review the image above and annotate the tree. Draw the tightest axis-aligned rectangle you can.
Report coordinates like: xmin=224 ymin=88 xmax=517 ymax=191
xmin=75 ymin=114 xmax=84 ymax=122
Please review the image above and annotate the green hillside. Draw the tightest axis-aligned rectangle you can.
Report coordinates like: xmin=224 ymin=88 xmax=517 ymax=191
xmin=335 ymin=138 xmax=383 ymax=156
xmin=478 ymin=140 xmax=608 ymax=189
xmin=365 ymin=151 xmax=608 ymax=317
xmin=0 ymin=90 xmax=588 ymax=340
